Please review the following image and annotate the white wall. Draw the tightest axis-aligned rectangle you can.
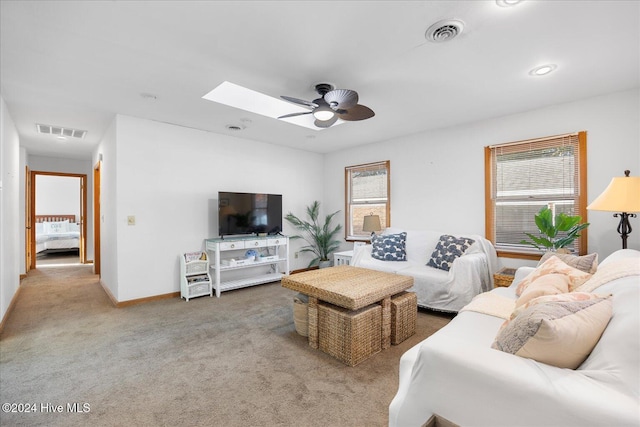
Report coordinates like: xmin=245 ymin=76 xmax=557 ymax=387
xmin=100 ymin=115 xmax=324 ymax=302
xmin=324 ymin=89 xmax=640 ymax=268
xmin=35 ymin=175 xmax=81 ymax=220
xmin=94 ymin=119 xmax=118 ymax=299
xmin=0 ymin=95 xmax=20 ymax=323
xmin=28 ymin=155 xmax=95 ymax=262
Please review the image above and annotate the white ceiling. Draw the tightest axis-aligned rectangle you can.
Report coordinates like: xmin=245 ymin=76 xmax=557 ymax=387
xmin=1 ymin=1 xmax=638 ymax=159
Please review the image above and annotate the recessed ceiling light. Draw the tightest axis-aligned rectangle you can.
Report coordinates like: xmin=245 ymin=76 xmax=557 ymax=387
xmin=529 ymin=64 xmax=557 ymax=76
xmin=496 ymin=0 xmax=524 ymax=7
xmin=225 ymin=124 xmax=245 ymax=131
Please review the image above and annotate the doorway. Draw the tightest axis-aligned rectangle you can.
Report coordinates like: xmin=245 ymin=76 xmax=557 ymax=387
xmin=30 ymin=171 xmax=87 ymax=268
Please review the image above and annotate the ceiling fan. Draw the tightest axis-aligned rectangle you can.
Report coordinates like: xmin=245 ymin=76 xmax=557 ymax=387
xmin=278 ymin=83 xmax=375 ymax=128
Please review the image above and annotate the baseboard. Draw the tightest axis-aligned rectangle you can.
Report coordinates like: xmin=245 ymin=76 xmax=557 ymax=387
xmin=99 ymin=279 xmax=179 ymax=308
xmin=19 ymin=273 xmax=27 ymax=280
xmin=0 ymin=284 xmax=22 ymax=334
xmin=116 ymin=292 xmax=180 ymax=308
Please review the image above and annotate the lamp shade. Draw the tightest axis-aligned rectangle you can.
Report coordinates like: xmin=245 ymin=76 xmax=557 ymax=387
xmin=587 ymin=175 xmax=640 ymax=213
xmin=362 ymin=214 xmax=382 ymax=233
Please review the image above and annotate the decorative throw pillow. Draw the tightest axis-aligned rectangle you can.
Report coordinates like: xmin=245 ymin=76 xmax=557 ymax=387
xmin=511 ymin=292 xmax=609 ymax=320
xmin=515 ymin=255 xmax=592 ymax=296
xmin=514 ymin=273 xmax=570 ymax=308
xmin=538 ymin=251 xmax=599 ymax=274
xmin=492 ymin=296 xmax=612 ymax=369
xmin=427 ymin=235 xmax=475 ymax=272
xmin=371 ymin=232 xmax=407 ymax=261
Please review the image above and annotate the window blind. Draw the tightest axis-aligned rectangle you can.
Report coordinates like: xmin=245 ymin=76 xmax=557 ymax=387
xmin=345 ymin=161 xmax=390 ymax=239
xmin=487 ymin=132 xmax=587 ymax=255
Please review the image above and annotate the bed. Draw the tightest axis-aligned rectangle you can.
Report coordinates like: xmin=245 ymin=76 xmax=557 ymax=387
xmin=35 ymin=214 xmax=80 ymax=255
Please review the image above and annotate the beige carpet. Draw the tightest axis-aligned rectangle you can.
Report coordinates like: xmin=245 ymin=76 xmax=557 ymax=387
xmin=0 ymin=265 xmax=452 ymax=426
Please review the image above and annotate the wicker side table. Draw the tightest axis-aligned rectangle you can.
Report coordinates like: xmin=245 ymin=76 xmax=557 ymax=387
xmin=391 ymin=292 xmax=417 ymax=345
xmin=494 ymin=267 xmax=517 ymax=288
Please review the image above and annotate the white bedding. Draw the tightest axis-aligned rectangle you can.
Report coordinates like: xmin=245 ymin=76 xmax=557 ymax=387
xmin=35 ymin=221 xmax=80 ymax=254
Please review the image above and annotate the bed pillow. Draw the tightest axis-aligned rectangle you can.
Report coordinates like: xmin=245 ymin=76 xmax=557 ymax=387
xmin=427 ymin=235 xmax=475 ymax=272
xmin=371 ymin=232 xmax=407 ymax=261
xmin=43 ymin=220 xmax=69 ymax=234
xmin=492 ymin=295 xmax=612 ymax=369
xmin=538 ymin=251 xmax=598 ymax=274
xmin=515 ymin=255 xmax=592 ymax=296
xmin=35 ymin=223 xmax=44 ymax=235
xmin=515 ymin=273 xmax=570 ymax=308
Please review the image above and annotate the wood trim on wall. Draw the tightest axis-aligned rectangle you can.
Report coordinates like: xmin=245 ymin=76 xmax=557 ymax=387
xmin=578 ymin=131 xmax=588 ymax=255
xmin=30 ymin=170 xmax=88 ymax=268
xmin=99 ymin=279 xmax=180 ymax=308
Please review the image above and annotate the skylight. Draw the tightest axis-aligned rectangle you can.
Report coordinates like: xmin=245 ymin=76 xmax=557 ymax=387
xmin=202 ymin=81 xmax=341 ymax=131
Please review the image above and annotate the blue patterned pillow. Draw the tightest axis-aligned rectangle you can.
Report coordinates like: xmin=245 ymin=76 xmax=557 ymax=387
xmin=427 ymin=235 xmax=475 ymax=271
xmin=371 ymin=232 xmax=407 ymax=261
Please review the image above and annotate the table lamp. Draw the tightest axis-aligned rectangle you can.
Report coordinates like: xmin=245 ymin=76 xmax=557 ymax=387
xmin=362 ymin=213 xmax=382 ymax=238
xmin=587 ymin=170 xmax=640 ymax=249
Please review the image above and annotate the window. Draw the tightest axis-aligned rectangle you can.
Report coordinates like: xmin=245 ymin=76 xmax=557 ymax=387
xmin=485 ymin=132 xmax=587 ymax=258
xmin=345 ymin=161 xmax=390 ymax=240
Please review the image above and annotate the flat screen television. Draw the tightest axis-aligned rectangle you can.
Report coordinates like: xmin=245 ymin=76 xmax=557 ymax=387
xmin=218 ymin=191 xmax=283 ymax=237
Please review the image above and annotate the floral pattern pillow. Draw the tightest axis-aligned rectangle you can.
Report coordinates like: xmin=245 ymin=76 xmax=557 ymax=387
xmin=427 ymin=235 xmax=475 ymax=271
xmin=371 ymin=232 xmax=407 ymax=261
xmin=516 ymin=255 xmax=592 ymax=296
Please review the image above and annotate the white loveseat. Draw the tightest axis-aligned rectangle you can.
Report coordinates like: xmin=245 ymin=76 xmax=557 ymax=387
xmin=351 ymin=228 xmax=498 ymax=312
xmin=388 ymin=249 xmax=640 ymax=427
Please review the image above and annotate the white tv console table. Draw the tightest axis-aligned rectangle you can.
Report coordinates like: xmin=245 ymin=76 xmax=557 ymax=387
xmin=205 ymin=235 xmax=289 ymax=297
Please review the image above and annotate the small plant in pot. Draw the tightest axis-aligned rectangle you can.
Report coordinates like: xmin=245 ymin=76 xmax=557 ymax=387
xmin=520 ymin=206 xmax=589 ymax=252
xmin=285 ymin=201 xmax=342 ymax=268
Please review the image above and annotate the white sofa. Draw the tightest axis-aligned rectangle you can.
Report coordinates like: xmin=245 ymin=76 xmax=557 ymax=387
xmin=388 ymin=249 xmax=640 ymax=427
xmin=351 ymin=228 xmax=498 ymax=312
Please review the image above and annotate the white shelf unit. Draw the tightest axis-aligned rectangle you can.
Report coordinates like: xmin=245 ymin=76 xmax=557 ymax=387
xmin=205 ymin=235 xmax=289 ymax=297
xmin=180 ymin=252 xmax=213 ymax=301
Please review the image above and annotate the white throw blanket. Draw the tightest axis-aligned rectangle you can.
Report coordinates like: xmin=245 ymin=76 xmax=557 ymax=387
xmin=459 ymin=292 xmax=515 ymax=319
xmin=461 ymin=257 xmax=640 ymax=320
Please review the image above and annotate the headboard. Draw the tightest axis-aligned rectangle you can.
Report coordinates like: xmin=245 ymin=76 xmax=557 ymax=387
xmin=35 ymin=215 xmax=76 ymax=223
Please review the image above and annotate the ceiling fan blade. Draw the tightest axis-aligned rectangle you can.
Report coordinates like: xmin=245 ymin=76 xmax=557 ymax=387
xmin=278 ymin=111 xmax=313 ymax=119
xmin=337 ymin=104 xmax=375 ymax=121
xmin=280 ymin=96 xmax=317 ymax=108
xmin=314 ymin=115 xmax=339 ymax=128
xmin=324 ymin=89 xmax=358 ymax=110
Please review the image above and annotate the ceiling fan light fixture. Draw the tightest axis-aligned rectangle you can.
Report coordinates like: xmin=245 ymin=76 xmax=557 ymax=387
xmin=313 ymin=105 xmax=335 ymax=121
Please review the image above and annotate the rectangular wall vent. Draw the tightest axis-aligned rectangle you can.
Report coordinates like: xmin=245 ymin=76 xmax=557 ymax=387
xmin=36 ymin=124 xmax=87 ymax=139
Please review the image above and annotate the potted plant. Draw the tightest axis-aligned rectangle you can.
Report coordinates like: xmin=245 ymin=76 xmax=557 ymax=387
xmin=285 ymin=201 xmax=342 ymax=268
xmin=520 ymin=206 xmax=589 ymax=252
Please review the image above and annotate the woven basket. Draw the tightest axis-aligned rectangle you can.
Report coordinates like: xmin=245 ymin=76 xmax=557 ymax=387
xmin=318 ymin=302 xmax=381 ymax=366
xmin=293 ymin=297 xmax=308 ymax=337
xmin=391 ymin=292 xmax=417 ymax=345
xmin=494 ymin=267 xmax=517 ymax=287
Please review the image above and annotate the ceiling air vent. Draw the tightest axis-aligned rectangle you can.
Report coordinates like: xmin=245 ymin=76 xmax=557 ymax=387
xmin=425 ymin=19 xmax=465 ymax=43
xmin=37 ymin=124 xmax=87 ymax=139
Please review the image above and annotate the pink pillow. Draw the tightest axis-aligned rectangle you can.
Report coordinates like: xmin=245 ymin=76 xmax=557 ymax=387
xmin=516 ymin=255 xmax=592 ymax=296
xmin=515 ymin=273 xmax=570 ymax=308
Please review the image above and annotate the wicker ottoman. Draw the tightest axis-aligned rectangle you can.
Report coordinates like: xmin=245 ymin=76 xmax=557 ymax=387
xmin=391 ymin=291 xmax=417 ymax=345
xmin=318 ymin=302 xmax=382 ymax=366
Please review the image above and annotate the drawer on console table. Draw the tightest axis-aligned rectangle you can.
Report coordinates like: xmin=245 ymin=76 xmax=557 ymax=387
xmin=267 ymin=237 xmax=286 ymax=246
xmin=245 ymin=239 xmax=268 ymax=249
xmin=219 ymin=241 xmax=245 ymax=251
